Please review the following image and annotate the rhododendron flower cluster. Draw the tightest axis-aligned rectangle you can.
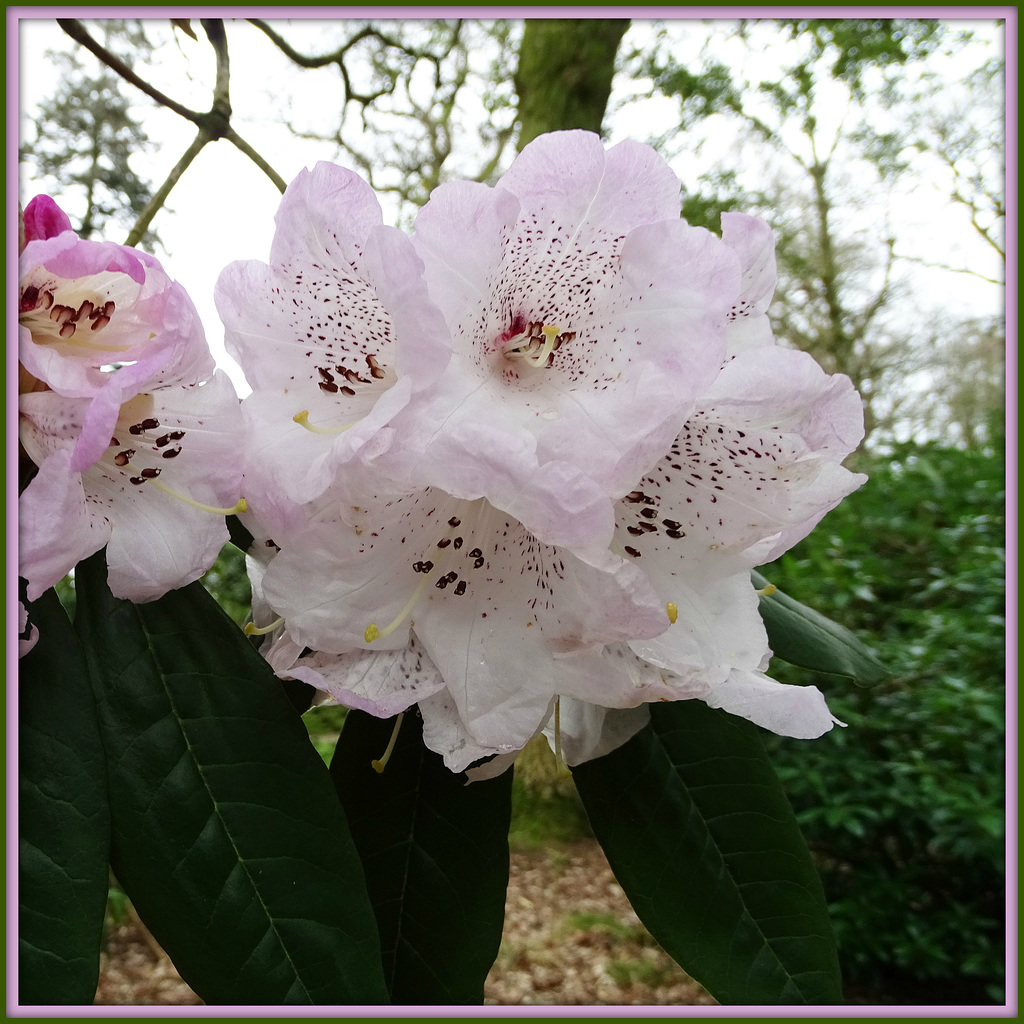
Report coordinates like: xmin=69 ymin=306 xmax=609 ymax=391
xmin=218 ymin=130 xmax=867 ymax=775
xmin=18 ymin=196 xmax=245 ymax=613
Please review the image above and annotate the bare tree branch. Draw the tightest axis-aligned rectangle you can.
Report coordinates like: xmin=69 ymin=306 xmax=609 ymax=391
xmin=58 ymin=18 xmax=202 ymax=124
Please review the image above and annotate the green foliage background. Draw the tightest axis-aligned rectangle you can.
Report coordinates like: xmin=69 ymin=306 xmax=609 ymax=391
xmin=760 ymin=428 xmax=1006 ymax=1003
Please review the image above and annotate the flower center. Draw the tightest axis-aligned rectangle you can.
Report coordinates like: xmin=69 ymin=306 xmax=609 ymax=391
xmin=21 ymin=284 xmax=125 ymax=351
xmin=501 ymin=320 xmax=575 ymax=369
xmin=293 ymin=352 xmax=393 ymax=432
xmin=104 ymin=396 xmax=246 ymax=516
xmin=364 ymin=508 xmax=488 ymax=644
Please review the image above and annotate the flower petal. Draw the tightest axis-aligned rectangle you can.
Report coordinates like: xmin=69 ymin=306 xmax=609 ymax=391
xmin=19 ymin=446 xmax=111 ymax=601
xmin=284 ymin=636 xmax=447 ymax=719
xmin=721 ymin=211 xmax=778 ymax=354
xmin=703 ymin=669 xmax=843 ymax=739
xmin=23 ymin=195 xmax=74 ymax=242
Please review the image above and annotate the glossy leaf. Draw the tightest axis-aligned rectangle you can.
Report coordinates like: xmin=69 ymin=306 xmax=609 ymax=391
xmin=753 ymin=570 xmax=888 ymax=686
xmin=573 ymin=700 xmax=843 ymax=1005
xmin=74 ymin=552 xmax=389 ymax=1006
xmin=330 ymin=709 xmax=513 ymax=1004
xmin=18 ymin=588 xmax=110 ymax=1005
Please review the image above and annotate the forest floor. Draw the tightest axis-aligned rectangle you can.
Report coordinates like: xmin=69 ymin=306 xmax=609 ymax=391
xmin=93 ymin=839 xmax=715 ymax=1007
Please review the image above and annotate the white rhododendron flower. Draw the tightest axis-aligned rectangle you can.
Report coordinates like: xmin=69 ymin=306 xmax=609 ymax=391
xmin=399 ymin=129 xmax=741 ymax=548
xmin=215 ymin=162 xmax=450 ymax=536
xmin=20 ymin=372 xmax=244 ymax=603
xmin=18 ymin=196 xmax=245 ymax=605
xmin=252 ymin=465 xmax=671 ymax=772
xmin=227 ymin=131 xmax=867 ymax=775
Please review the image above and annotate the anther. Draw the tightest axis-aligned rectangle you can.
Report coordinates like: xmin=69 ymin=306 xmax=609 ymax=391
xmin=666 ymin=602 xmax=678 ymax=624
xmin=244 ymin=616 xmax=285 ymax=636
xmin=755 ymin=583 xmax=777 ymax=597
xmin=293 ymin=410 xmax=355 ymax=435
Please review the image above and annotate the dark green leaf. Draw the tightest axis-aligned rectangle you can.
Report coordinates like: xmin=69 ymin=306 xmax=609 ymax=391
xmin=753 ymin=571 xmax=888 ymax=686
xmin=19 ymin=588 xmax=110 ymax=1005
xmin=74 ymin=552 xmax=388 ymax=1006
xmin=330 ymin=709 xmax=512 ymax=1004
xmin=573 ymin=700 xmax=842 ymax=1005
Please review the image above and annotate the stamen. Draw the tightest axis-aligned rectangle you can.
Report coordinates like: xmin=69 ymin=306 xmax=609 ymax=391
xmin=147 ymin=479 xmax=248 ymax=516
xmin=755 ymin=583 xmax=777 ymax=597
xmin=523 ymin=325 xmax=562 ymax=368
xmin=666 ymin=602 xmax=678 ymax=624
xmin=365 ymin=575 xmax=432 ymax=644
xmin=293 ymin=410 xmax=356 ymax=435
xmin=371 ymin=712 xmax=405 ymax=773
xmin=244 ymin=616 xmax=284 ymax=636
xmin=115 ymin=454 xmax=247 ymax=515
xmin=553 ymin=696 xmax=565 ymax=772
xmin=503 ymin=322 xmax=567 ymax=367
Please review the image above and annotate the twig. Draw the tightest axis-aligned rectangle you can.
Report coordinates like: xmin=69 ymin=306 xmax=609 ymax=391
xmin=57 ymin=18 xmax=203 ymax=124
xmin=125 ymin=132 xmax=208 ymax=247
xmin=225 ymin=129 xmax=287 ymax=194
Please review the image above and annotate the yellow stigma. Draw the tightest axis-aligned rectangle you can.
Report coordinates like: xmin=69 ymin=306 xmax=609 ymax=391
xmin=371 ymin=712 xmax=405 ymax=773
xmin=244 ymin=616 xmax=284 ymax=636
xmin=293 ymin=409 xmax=355 ymax=435
xmin=755 ymin=583 xmax=777 ymax=597
xmin=666 ymin=602 xmax=678 ymax=624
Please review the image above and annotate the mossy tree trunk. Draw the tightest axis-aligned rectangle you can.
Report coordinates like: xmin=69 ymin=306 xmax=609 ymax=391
xmin=513 ymin=19 xmax=629 ymax=150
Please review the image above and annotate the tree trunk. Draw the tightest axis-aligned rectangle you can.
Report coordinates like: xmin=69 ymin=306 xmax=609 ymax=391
xmin=514 ymin=19 xmax=629 ymax=150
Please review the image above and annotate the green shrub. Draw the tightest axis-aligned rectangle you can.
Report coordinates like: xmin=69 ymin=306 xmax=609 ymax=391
xmin=761 ymin=434 xmax=1006 ymax=1003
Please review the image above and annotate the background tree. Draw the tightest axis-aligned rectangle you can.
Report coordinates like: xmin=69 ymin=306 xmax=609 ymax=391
xmin=514 ymin=19 xmax=629 ymax=148
xmin=20 ymin=19 xmax=162 ymax=249
xmin=628 ymin=18 xmax=1004 ymax=447
xmin=251 ymin=18 xmax=520 ymax=225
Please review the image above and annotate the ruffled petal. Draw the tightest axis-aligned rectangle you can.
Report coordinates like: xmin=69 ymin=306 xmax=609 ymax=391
xmin=703 ymin=669 xmax=843 ymax=739
xmin=284 ymin=637 xmax=447 ymax=719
